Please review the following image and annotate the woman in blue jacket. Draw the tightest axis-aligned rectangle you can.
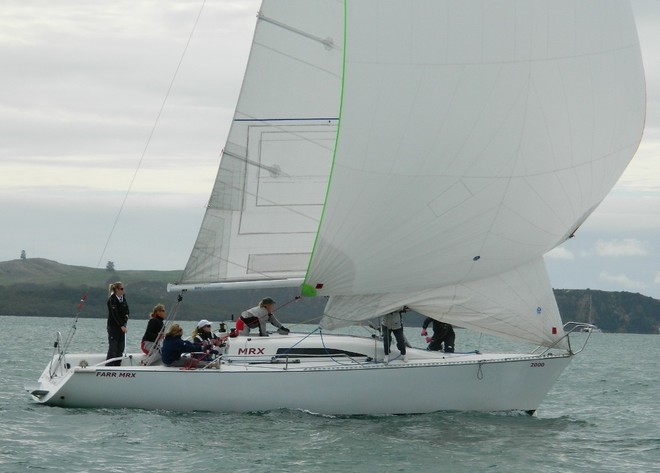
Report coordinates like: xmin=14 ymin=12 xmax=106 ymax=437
xmin=160 ymin=324 xmax=204 ymax=367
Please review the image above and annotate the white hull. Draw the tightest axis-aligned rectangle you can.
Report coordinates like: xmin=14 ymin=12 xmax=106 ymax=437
xmin=28 ymin=333 xmax=572 ymax=415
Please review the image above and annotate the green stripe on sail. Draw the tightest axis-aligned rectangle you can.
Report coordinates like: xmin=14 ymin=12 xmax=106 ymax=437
xmin=301 ymin=0 xmax=348 ymax=298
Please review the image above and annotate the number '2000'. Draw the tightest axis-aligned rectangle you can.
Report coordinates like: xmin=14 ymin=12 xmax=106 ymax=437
xmin=530 ymin=362 xmax=545 ymax=368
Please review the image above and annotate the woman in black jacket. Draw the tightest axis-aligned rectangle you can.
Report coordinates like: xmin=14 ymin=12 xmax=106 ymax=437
xmin=141 ymin=304 xmax=166 ymax=355
xmin=106 ymin=281 xmax=129 ymax=366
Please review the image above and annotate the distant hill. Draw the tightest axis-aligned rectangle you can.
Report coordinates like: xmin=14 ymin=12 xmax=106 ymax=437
xmin=0 ymin=258 xmax=326 ymax=323
xmin=0 ymin=258 xmax=658 ymax=334
xmin=554 ymin=289 xmax=660 ymax=334
xmin=0 ymin=257 xmax=180 ymax=285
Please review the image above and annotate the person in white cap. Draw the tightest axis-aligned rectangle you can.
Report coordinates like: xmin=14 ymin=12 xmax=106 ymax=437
xmin=192 ymin=319 xmax=227 ymax=354
xmin=192 ymin=319 xmax=214 ymax=344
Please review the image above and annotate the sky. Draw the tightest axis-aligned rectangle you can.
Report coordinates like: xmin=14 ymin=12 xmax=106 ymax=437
xmin=1 ymin=1 xmax=660 ymax=299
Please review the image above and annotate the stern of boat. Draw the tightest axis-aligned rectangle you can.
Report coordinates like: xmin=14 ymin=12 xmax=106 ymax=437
xmin=26 ymin=350 xmax=152 ymax=406
xmin=26 ymin=352 xmax=74 ymax=404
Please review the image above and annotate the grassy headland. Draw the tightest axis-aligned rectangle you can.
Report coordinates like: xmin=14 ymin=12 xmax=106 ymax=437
xmin=1 ymin=258 xmax=658 ymax=333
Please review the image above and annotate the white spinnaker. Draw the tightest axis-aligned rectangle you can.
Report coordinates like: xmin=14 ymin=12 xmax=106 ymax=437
xmin=305 ymin=0 xmax=645 ymax=346
xmin=179 ymin=1 xmax=343 ymax=285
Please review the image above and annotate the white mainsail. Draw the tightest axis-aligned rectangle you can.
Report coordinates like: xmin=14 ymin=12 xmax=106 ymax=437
xmin=177 ymin=1 xmax=645 ymax=349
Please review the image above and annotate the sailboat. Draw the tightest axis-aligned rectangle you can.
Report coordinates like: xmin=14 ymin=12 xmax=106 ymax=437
xmin=581 ymin=294 xmax=603 ymax=333
xmin=28 ymin=0 xmax=645 ymax=415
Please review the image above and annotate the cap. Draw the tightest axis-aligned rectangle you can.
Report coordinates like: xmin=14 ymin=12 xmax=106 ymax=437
xmin=197 ymin=319 xmax=212 ymax=329
xmin=260 ymin=297 xmax=275 ymax=306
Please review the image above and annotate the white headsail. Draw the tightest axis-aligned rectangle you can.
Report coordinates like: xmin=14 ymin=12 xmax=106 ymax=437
xmin=177 ymin=0 xmax=344 ymax=288
xmin=175 ymin=1 xmax=645 ymax=348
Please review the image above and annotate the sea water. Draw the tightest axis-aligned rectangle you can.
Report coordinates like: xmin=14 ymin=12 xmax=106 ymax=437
xmin=0 ymin=315 xmax=658 ymax=473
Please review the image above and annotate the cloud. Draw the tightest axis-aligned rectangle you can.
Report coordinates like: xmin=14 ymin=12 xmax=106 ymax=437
xmin=545 ymin=247 xmax=574 ymax=260
xmin=0 ymin=1 xmax=257 ymax=202
xmin=599 ymin=271 xmax=647 ymax=291
xmin=593 ymin=238 xmax=648 ymax=257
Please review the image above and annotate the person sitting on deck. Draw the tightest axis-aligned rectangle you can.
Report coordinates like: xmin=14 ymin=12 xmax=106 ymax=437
xmin=161 ymin=324 xmax=207 ymax=368
xmin=141 ymin=304 xmax=166 ymax=355
xmin=191 ymin=319 xmax=227 ymax=359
